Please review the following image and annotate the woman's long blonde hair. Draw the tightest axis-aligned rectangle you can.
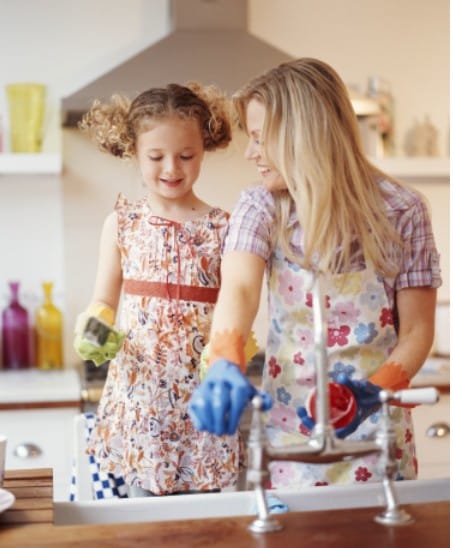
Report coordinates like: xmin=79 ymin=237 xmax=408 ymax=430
xmin=233 ymin=58 xmax=405 ymax=276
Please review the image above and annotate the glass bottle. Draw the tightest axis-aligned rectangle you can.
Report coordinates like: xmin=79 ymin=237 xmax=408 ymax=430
xmin=35 ymin=281 xmax=63 ymax=369
xmin=367 ymin=76 xmax=395 ymax=156
xmin=1 ymin=281 xmax=31 ymax=369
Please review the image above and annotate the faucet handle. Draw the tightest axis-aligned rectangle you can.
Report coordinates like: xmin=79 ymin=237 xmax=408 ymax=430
xmin=391 ymin=387 xmax=439 ymax=406
xmin=251 ymin=392 xmax=273 ymax=411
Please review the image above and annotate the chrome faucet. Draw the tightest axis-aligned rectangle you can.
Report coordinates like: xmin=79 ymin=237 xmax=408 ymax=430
xmin=246 ymin=273 xmax=439 ymax=534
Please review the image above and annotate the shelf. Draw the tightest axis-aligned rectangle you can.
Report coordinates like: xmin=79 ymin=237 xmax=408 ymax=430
xmin=0 ymin=153 xmax=62 ymax=174
xmin=370 ymin=156 xmax=450 ymax=180
xmin=0 ymin=154 xmax=448 ymax=179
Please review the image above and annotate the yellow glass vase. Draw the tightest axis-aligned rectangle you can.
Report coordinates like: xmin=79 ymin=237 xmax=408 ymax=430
xmin=6 ymin=83 xmax=46 ymax=153
xmin=35 ymin=282 xmax=63 ymax=369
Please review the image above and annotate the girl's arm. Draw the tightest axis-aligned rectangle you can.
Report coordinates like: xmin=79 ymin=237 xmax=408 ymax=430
xmin=90 ymin=211 xmax=123 ymax=313
xmin=73 ymin=212 xmax=124 ymax=366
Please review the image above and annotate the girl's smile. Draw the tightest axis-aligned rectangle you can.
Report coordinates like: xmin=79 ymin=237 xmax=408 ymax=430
xmin=137 ymin=116 xmax=205 ymax=204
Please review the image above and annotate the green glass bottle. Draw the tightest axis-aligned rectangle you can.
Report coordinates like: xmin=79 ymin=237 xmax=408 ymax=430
xmin=35 ymin=281 xmax=63 ymax=369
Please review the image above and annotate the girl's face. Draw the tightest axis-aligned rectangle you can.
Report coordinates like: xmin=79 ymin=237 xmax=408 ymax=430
xmin=136 ymin=116 xmax=205 ymax=203
xmin=244 ymin=98 xmax=286 ymax=192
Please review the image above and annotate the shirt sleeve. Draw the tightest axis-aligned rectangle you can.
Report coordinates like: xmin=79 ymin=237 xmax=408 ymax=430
xmin=223 ymin=186 xmax=275 ymax=261
xmin=395 ymin=197 xmax=442 ymax=290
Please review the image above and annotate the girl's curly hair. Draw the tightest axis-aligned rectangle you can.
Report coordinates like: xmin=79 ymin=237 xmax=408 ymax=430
xmin=79 ymin=82 xmax=233 ymax=158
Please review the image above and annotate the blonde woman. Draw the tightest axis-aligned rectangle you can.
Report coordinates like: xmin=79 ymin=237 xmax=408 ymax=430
xmin=189 ymin=58 xmax=441 ymax=488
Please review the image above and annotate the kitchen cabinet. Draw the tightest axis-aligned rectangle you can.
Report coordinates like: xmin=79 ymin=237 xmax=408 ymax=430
xmin=412 ymin=393 xmax=449 ymax=479
xmin=0 ymin=369 xmax=81 ymax=501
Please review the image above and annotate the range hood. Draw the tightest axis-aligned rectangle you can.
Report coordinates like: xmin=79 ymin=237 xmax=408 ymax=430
xmin=62 ymin=0 xmax=293 ymax=126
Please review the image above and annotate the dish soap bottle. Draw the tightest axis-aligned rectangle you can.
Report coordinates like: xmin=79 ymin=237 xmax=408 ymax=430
xmin=1 ymin=281 xmax=31 ymax=369
xmin=35 ymin=281 xmax=63 ymax=369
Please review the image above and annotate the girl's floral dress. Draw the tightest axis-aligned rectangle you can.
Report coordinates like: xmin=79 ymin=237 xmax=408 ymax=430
xmin=87 ymin=194 xmax=243 ymax=494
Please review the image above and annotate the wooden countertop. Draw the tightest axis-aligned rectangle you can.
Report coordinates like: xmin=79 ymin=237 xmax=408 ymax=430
xmin=0 ymin=469 xmax=449 ymax=547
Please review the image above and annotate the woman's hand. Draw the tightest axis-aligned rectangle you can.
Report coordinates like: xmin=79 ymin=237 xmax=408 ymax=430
xmin=189 ymin=359 xmax=263 ymax=436
xmin=297 ymin=373 xmax=382 ymax=438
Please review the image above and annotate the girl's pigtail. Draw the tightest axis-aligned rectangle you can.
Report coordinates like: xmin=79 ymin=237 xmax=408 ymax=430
xmin=79 ymin=94 xmax=134 ymax=158
xmin=186 ymin=81 xmax=233 ymax=150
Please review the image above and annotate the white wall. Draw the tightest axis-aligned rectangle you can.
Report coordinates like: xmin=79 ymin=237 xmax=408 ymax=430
xmin=0 ymin=0 xmax=449 ymax=366
xmin=0 ymin=0 xmax=169 ymax=363
xmin=249 ymin=0 xmax=450 ymax=157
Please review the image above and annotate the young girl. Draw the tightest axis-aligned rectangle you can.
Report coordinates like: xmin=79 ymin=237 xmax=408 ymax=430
xmin=189 ymin=58 xmax=441 ymax=488
xmin=74 ymin=82 xmax=243 ymax=496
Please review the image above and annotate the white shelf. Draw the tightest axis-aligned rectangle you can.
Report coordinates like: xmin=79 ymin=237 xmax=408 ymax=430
xmin=0 ymin=153 xmax=62 ymax=174
xmin=0 ymin=154 xmax=447 ymax=179
xmin=370 ymin=156 xmax=450 ymax=180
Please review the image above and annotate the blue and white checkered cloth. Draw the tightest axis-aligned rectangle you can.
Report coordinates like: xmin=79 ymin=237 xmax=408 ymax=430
xmin=69 ymin=412 xmax=128 ymax=501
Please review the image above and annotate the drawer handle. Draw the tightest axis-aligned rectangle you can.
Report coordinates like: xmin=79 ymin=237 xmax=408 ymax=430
xmin=426 ymin=422 xmax=450 ymax=438
xmin=13 ymin=443 xmax=43 ymax=458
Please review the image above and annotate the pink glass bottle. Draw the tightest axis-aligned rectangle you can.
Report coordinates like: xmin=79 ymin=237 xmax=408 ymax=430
xmin=1 ymin=281 xmax=30 ymax=369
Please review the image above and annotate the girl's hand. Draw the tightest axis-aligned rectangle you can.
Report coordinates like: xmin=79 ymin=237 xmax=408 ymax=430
xmin=73 ymin=328 xmax=126 ymax=366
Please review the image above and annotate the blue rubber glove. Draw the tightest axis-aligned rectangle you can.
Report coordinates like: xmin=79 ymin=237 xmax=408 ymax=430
xmin=297 ymin=373 xmax=382 ymax=439
xmin=189 ymin=359 xmax=270 ymax=436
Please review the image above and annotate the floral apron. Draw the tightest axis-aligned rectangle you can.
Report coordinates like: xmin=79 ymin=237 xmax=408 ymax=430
xmin=262 ymin=247 xmax=417 ymax=488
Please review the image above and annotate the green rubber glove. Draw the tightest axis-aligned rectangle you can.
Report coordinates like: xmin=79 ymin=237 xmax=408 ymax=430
xmin=73 ymin=328 xmax=126 ymax=366
xmin=73 ymin=304 xmax=125 ymax=366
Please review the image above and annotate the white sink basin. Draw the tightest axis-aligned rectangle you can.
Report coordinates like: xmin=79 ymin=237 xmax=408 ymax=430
xmin=54 ymin=477 xmax=449 ymax=525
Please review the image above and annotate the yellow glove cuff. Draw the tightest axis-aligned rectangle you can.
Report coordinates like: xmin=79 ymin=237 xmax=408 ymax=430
xmin=86 ymin=302 xmax=115 ymax=326
xmin=199 ymin=331 xmax=260 ymax=380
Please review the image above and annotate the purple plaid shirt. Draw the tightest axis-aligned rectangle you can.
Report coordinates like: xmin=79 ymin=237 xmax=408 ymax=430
xmin=223 ymin=180 xmax=441 ymax=311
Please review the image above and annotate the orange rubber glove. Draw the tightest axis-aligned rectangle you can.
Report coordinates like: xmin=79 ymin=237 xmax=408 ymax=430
xmin=208 ymin=328 xmax=247 ymax=371
xmin=369 ymin=361 xmax=413 ymax=408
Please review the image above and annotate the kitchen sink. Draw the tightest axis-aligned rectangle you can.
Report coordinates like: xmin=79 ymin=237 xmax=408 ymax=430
xmin=54 ymin=477 xmax=449 ymax=525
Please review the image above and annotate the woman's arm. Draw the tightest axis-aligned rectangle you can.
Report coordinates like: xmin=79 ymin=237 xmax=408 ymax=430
xmin=332 ymin=286 xmax=438 ymax=434
xmin=90 ymin=211 xmax=123 ymax=313
xmin=385 ymin=286 xmax=437 ymax=379
xmin=189 ymin=250 xmax=266 ymax=435
xmin=212 ymin=250 xmax=265 ymax=339
xmin=207 ymin=250 xmax=266 ymax=370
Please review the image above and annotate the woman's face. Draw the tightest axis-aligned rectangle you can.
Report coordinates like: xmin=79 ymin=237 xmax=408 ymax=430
xmin=244 ymin=98 xmax=286 ymax=192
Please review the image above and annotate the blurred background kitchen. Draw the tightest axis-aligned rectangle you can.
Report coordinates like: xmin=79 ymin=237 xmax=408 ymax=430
xmin=0 ymin=0 xmax=449 ymax=501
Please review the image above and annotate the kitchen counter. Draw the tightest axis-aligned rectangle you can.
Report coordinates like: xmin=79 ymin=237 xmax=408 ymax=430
xmin=2 ymin=503 xmax=450 ymax=547
xmin=0 ymin=469 xmax=449 ymax=547
xmin=0 ymin=368 xmax=81 ymax=407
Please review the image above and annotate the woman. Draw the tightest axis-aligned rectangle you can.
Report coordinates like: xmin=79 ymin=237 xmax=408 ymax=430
xmin=189 ymin=58 xmax=441 ymax=487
